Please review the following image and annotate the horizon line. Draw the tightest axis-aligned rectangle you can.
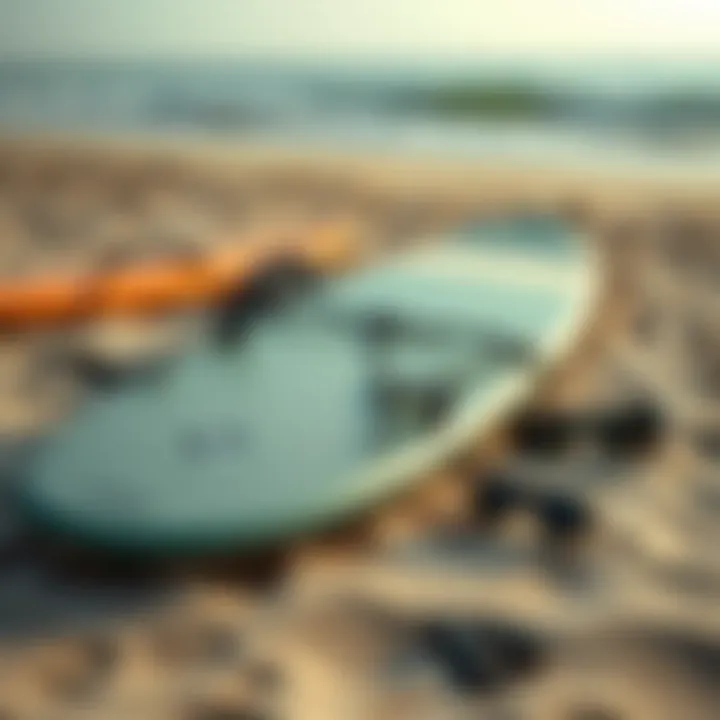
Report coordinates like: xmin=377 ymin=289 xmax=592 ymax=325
xmin=2 ymin=50 xmax=720 ymax=65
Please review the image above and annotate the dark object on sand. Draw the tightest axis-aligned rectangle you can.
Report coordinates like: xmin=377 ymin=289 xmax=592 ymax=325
xmin=595 ymin=400 xmax=664 ymax=458
xmin=510 ymin=409 xmax=580 ymax=456
xmin=536 ymin=492 xmax=593 ymax=543
xmin=419 ymin=618 xmax=547 ymax=692
xmin=472 ymin=471 xmax=525 ymax=523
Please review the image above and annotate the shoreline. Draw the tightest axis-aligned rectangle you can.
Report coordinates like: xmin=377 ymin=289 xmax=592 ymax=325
xmin=3 ymin=129 xmax=720 ymax=209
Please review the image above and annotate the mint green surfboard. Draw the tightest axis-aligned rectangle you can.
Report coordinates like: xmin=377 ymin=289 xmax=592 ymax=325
xmin=16 ymin=215 xmax=597 ymax=555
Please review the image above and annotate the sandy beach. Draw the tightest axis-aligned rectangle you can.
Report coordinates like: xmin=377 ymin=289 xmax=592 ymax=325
xmin=7 ymin=130 xmax=720 ymax=202
xmin=0 ymin=133 xmax=718 ymax=718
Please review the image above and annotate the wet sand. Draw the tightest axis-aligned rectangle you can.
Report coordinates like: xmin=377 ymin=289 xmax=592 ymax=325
xmin=0 ymin=137 xmax=719 ymax=718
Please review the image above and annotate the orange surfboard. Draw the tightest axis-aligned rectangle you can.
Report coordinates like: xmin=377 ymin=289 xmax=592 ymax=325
xmin=0 ymin=218 xmax=362 ymax=329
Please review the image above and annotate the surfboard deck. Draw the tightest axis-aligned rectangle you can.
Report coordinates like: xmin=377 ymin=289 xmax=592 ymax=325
xmin=16 ymin=214 xmax=596 ymax=554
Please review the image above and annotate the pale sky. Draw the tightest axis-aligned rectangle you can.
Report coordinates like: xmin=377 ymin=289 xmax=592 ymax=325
xmin=1 ymin=0 xmax=720 ymax=59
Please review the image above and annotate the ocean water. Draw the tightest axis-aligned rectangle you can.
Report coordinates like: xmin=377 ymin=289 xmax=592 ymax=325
xmin=2 ymin=58 xmax=720 ymax=174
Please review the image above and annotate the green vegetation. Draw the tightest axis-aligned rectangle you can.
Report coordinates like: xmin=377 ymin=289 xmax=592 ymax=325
xmin=404 ymin=82 xmax=558 ymax=120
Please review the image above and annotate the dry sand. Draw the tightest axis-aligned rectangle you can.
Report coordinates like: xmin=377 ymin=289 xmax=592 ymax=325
xmin=0 ymin=136 xmax=718 ymax=718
